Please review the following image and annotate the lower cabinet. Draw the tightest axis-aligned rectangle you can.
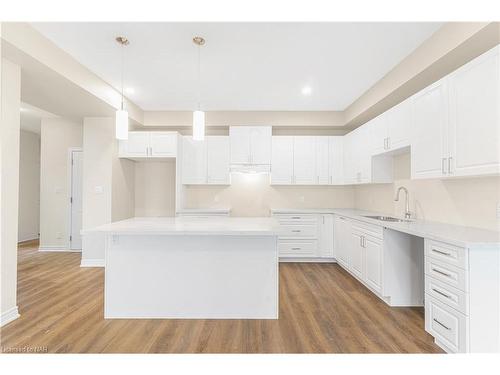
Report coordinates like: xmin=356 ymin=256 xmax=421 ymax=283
xmin=273 ymin=212 xmax=334 ymax=260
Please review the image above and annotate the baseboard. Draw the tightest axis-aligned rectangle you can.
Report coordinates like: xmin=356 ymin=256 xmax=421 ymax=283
xmin=80 ymin=258 xmax=105 ymax=267
xmin=279 ymin=257 xmax=337 ymax=263
xmin=38 ymin=245 xmax=80 ymax=252
xmin=0 ymin=306 xmax=20 ymax=327
xmin=18 ymin=235 xmax=39 ymax=243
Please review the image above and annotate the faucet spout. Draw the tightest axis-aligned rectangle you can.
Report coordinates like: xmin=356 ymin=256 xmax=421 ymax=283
xmin=395 ymin=186 xmax=411 ymax=219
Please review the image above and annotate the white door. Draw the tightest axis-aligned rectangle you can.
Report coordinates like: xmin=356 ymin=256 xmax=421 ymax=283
xmin=125 ymin=132 xmax=150 ymax=157
xmin=207 ymin=136 xmax=230 ymax=184
xmin=319 ymin=214 xmax=334 ymax=258
xmin=334 ymin=216 xmax=351 ymax=269
xmin=386 ymin=99 xmax=411 ymax=151
xmin=293 ymin=136 xmax=316 ymax=185
xmin=411 ymin=79 xmax=449 ymax=179
xmin=328 ymin=136 xmax=344 ymax=185
xmin=229 ymin=126 xmax=251 ymax=164
xmin=370 ymin=114 xmax=388 ymax=155
xmin=271 ymin=136 xmax=294 ymax=185
xmin=249 ymin=126 xmax=272 ymax=164
xmin=350 ymin=231 xmax=364 ymax=279
xmin=448 ymin=46 xmax=500 ymax=177
xmin=315 ymin=137 xmax=330 ymax=185
xmin=364 ymin=235 xmax=383 ymax=294
xmin=150 ymin=132 xmax=177 ymax=157
xmin=181 ymin=137 xmax=207 ymax=184
xmin=70 ymin=150 xmax=83 ymax=250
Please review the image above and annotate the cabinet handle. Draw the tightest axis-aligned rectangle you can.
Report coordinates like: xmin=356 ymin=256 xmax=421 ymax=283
xmin=387 ymin=137 xmax=390 ymax=150
xmin=291 ymin=247 xmax=301 ymax=250
xmin=432 ymin=288 xmax=452 ymax=299
xmin=432 ymin=268 xmax=452 ymax=278
xmin=291 ymin=216 xmax=301 ymax=219
xmin=291 ymin=230 xmax=301 ymax=233
xmin=448 ymin=157 xmax=453 ymax=174
xmin=360 ymin=236 xmax=363 ymax=247
xmin=433 ymin=318 xmax=451 ymax=331
xmin=432 ymin=249 xmax=452 ymax=257
xmin=441 ymin=158 xmax=447 ymax=174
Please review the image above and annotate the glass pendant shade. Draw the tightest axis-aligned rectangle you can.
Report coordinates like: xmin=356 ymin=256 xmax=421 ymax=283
xmin=115 ymin=109 xmax=129 ymax=140
xmin=193 ymin=110 xmax=205 ymax=141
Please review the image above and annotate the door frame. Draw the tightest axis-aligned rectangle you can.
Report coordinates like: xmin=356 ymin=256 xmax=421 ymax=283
xmin=67 ymin=147 xmax=83 ymax=252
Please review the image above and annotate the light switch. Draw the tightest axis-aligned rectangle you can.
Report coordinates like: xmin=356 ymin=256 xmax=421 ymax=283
xmin=94 ymin=186 xmax=104 ymax=194
xmin=54 ymin=187 xmax=63 ymax=194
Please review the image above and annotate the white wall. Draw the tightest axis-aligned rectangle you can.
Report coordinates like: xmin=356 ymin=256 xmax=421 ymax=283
xmin=111 ymin=142 xmax=135 ymax=222
xmin=39 ymin=118 xmax=83 ymax=250
xmin=18 ymin=130 xmax=40 ymax=242
xmin=354 ymin=153 xmax=500 ymax=231
xmin=1 ymin=57 xmax=21 ymax=326
xmin=135 ymin=161 xmax=176 ymax=217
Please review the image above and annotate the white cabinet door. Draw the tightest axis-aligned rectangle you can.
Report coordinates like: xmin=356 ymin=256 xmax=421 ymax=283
xmin=411 ymin=79 xmax=449 ymax=179
xmin=229 ymin=126 xmax=251 ymax=164
xmin=350 ymin=231 xmax=364 ymax=279
xmin=334 ymin=216 xmax=351 ymax=269
xmin=364 ymin=235 xmax=383 ymax=294
xmin=150 ymin=132 xmax=177 ymax=157
xmin=370 ymin=114 xmax=388 ymax=155
xmin=448 ymin=46 xmax=500 ymax=177
xmin=271 ymin=136 xmax=294 ymax=185
xmin=207 ymin=136 xmax=230 ymax=184
xmin=319 ymin=214 xmax=334 ymax=258
xmin=293 ymin=136 xmax=316 ymax=185
xmin=386 ymin=99 xmax=411 ymax=151
xmin=181 ymin=137 xmax=207 ymax=184
xmin=249 ymin=126 xmax=272 ymax=164
xmin=357 ymin=125 xmax=372 ymax=183
xmin=328 ymin=136 xmax=344 ymax=185
xmin=342 ymin=132 xmax=356 ymax=184
xmin=315 ymin=137 xmax=330 ymax=185
xmin=123 ymin=132 xmax=150 ymax=157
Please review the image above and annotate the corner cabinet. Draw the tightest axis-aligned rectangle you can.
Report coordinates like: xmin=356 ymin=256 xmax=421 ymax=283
xmin=119 ymin=131 xmax=178 ymax=160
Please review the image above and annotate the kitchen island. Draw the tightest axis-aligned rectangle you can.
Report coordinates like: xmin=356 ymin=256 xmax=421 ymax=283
xmin=84 ymin=217 xmax=280 ymax=319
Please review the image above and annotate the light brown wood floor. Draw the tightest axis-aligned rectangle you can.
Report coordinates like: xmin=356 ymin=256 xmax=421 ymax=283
xmin=0 ymin=240 xmax=442 ymax=353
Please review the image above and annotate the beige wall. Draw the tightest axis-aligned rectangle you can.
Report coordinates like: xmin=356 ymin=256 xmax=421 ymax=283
xmin=39 ymin=118 xmax=83 ymax=249
xmin=135 ymin=161 xmax=176 ymax=217
xmin=354 ymin=153 xmax=500 ymax=231
xmin=111 ymin=143 xmax=135 ymax=222
xmin=1 ymin=57 xmax=21 ymax=324
xmin=184 ymin=173 xmax=355 ymax=217
xmin=18 ymin=130 xmax=40 ymax=242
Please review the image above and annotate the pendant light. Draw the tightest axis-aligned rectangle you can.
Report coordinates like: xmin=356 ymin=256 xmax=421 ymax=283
xmin=192 ymin=36 xmax=206 ymax=141
xmin=115 ymin=36 xmax=129 ymax=140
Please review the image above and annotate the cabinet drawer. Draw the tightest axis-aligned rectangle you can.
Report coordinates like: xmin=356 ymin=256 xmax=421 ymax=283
xmin=425 ymin=276 xmax=469 ymax=315
xmin=425 ymin=239 xmax=468 ymax=269
xmin=274 ymin=214 xmax=318 ymax=224
xmin=425 ymin=296 xmax=468 ymax=353
xmin=279 ymin=224 xmax=318 ymax=238
xmin=425 ymin=257 xmax=468 ymax=292
xmin=278 ymin=240 xmax=317 ymax=257
xmin=351 ymin=219 xmax=383 ymax=239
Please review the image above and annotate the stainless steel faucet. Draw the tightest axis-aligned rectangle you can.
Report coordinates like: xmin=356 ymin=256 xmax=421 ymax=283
xmin=395 ymin=186 xmax=411 ymax=219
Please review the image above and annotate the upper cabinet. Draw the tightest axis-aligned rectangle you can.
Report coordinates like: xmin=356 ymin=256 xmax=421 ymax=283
xmin=271 ymin=136 xmax=294 ymax=185
xmin=344 ymin=125 xmax=375 ymax=184
xmin=230 ymin=126 xmax=272 ymax=165
xmin=412 ymin=45 xmax=500 ymax=179
xmin=371 ymin=101 xmax=412 ymax=155
xmin=328 ymin=136 xmax=344 ymax=185
xmin=119 ymin=131 xmax=178 ymax=160
xmin=293 ymin=136 xmax=316 ymax=184
xmin=181 ymin=136 xmax=230 ymax=185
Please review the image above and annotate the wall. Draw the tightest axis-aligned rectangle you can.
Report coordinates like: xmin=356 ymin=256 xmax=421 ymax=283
xmin=1 ymin=57 xmax=21 ymax=326
xmin=111 ymin=142 xmax=135 ymax=222
xmin=184 ymin=173 xmax=355 ymax=217
xmin=39 ymin=118 xmax=83 ymax=250
xmin=18 ymin=130 xmax=40 ymax=242
xmin=354 ymin=153 xmax=500 ymax=231
xmin=135 ymin=161 xmax=176 ymax=217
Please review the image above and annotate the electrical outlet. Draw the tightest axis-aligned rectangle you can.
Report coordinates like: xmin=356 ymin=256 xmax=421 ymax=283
xmin=299 ymin=196 xmax=305 ymax=202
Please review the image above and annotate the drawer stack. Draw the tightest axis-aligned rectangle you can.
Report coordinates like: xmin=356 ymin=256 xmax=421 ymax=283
xmin=424 ymin=239 xmax=469 ymax=353
xmin=273 ymin=214 xmax=319 ymax=257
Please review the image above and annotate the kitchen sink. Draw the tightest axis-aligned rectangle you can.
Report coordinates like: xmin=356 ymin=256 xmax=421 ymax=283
xmin=363 ymin=215 xmax=412 ymax=223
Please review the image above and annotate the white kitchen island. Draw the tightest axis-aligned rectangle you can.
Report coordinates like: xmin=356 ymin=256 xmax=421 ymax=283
xmin=84 ymin=217 xmax=280 ymax=319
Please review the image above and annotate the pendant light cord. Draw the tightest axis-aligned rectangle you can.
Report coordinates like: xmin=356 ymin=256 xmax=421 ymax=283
xmin=120 ymin=42 xmax=124 ymax=111
xmin=197 ymin=43 xmax=201 ymax=111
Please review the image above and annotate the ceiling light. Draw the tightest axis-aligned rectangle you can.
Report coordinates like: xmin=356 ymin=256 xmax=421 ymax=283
xmin=301 ymin=86 xmax=312 ymax=96
xmin=192 ymin=36 xmax=206 ymax=141
xmin=125 ymin=87 xmax=135 ymax=95
xmin=115 ymin=36 xmax=129 ymax=140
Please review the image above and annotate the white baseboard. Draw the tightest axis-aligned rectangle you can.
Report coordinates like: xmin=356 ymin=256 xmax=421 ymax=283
xmin=279 ymin=257 xmax=337 ymax=263
xmin=18 ymin=235 xmax=39 ymax=243
xmin=0 ymin=306 xmax=20 ymax=327
xmin=80 ymin=258 xmax=105 ymax=267
xmin=39 ymin=245 xmax=80 ymax=252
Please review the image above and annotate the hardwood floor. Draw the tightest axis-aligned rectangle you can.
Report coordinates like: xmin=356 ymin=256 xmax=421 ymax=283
xmin=0 ymin=241 xmax=442 ymax=353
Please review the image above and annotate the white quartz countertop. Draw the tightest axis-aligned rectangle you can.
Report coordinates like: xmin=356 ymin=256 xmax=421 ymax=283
xmin=176 ymin=208 xmax=231 ymax=215
xmin=272 ymin=208 xmax=500 ymax=248
xmin=83 ymin=216 xmax=280 ymax=236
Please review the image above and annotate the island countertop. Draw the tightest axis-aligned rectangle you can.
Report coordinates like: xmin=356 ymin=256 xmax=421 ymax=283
xmin=83 ymin=216 xmax=280 ymax=236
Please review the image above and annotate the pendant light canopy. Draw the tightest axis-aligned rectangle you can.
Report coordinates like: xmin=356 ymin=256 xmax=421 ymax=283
xmin=192 ymin=36 xmax=206 ymax=141
xmin=115 ymin=36 xmax=129 ymax=140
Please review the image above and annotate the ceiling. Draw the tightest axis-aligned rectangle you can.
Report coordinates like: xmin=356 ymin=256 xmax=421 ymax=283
xmin=31 ymin=22 xmax=442 ymax=111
